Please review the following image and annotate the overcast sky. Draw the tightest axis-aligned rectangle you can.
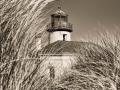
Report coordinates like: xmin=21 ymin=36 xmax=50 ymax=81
xmin=48 ymin=0 xmax=120 ymax=41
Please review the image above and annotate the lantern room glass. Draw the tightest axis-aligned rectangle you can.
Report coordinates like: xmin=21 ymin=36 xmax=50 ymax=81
xmin=51 ymin=16 xmax=68 ymax=23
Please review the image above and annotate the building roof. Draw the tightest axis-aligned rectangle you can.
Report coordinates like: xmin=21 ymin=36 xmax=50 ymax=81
xmin=54 ymin=10 xmax=66 ymax=15
xmin=40 ymin=41 xmax=104 ymax=55
xmin=52 ymin=6 xmax=67 ymax=16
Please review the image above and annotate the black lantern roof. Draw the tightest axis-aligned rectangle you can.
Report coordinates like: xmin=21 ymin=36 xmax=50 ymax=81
xmin=51 ymin=6 xmax=68 ymax=16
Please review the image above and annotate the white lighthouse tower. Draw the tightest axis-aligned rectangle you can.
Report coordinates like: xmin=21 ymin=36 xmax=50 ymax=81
xmin=47 ymin=6 xmax=73 ymax=44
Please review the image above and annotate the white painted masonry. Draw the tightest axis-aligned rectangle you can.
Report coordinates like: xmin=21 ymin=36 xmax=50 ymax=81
xmin=50 ymin=31 xmax=71 ymax=43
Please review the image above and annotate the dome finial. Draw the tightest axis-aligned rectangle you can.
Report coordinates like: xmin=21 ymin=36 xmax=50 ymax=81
xmin=58 ymin=0 xmax=61 ymax=10
xmin=58 ymin=6 xmax=61 ymax=10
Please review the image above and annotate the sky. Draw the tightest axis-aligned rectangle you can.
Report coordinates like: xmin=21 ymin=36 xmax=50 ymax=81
xmin=47 ymin=0 xmax=120 ymax=41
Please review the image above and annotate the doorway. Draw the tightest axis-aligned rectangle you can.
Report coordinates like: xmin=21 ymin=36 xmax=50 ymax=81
xmin=63 ymin=34 xmax=67 ymax=41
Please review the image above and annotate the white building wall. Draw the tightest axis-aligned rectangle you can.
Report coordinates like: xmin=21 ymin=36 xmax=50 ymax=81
xmin=39 ymin=55 xmax=76 ymax=78
xmin=50 ymin=31 xmax=71 ymax=43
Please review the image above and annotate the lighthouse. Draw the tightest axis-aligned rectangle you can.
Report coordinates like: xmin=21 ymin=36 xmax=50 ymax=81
xmin=47 ymin=6 xmax=73 ymax=44
xmin=38 ymin=6 xmax=108 ymax=80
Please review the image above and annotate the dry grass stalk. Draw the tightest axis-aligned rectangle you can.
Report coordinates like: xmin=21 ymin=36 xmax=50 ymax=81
xmin=52 ymin=32 xmax=120 ymax=90
xmin=1 ymin=0 xmax=120 ymax=90
xmin=0 ymin=0 xmax=57 ymax=90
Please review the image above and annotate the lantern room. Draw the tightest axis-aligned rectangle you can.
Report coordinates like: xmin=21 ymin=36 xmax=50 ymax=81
xmin=47 ymin=6 xmax=72 ymax=32
xmin=51 ymin=6 xmax=68 ymax=22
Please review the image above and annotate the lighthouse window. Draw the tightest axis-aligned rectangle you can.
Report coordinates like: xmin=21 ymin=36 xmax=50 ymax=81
xmin=63 ymin=34 xmax=67 ymax=41
xmin=49 ymin=66 xmax=55 ymax=79
xmin=55 ymin=17 xmax=60 ymax=22
xmin=61 ymin=18 xmax=65 ymax=21
xmin=51 ymin=17 xmax=54 ymax=22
